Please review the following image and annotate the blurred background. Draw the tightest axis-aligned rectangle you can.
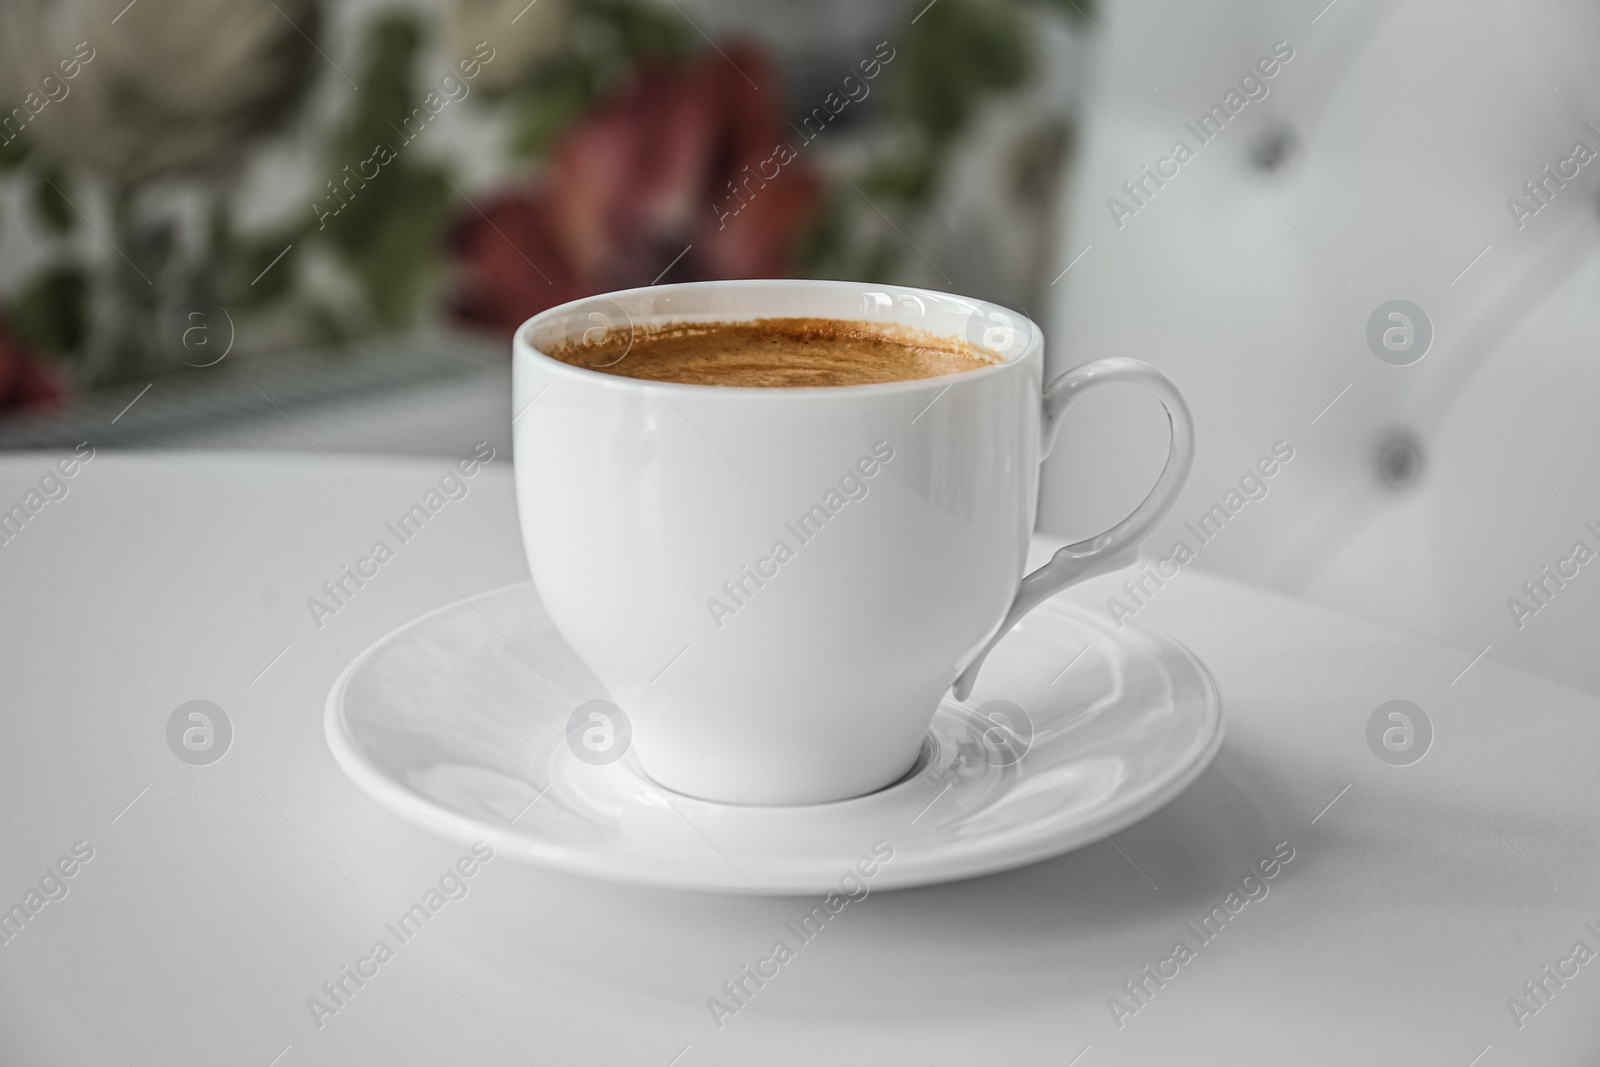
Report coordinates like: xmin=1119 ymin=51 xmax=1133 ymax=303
xmin=0 ymin=0 xmax=1088 ymax=452
xmin=5 ymin=0 xmax=1600 ymax=696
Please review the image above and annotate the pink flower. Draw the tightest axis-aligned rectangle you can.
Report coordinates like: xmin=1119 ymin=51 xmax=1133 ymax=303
xmin=451 ymin=42 xmax=820 ymax=335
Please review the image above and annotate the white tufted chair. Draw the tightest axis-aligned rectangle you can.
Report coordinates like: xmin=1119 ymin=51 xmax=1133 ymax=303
xmin=1038 ymin=0 xmax=1600 ymax=692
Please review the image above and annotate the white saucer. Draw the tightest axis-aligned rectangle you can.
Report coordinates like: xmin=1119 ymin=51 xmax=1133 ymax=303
xmin=325 ymin=582 xmax=1222 ymax=894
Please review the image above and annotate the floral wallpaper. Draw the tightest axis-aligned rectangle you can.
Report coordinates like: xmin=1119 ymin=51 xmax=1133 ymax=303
xmin=0 ymin=0 xmax=1086 ymax=409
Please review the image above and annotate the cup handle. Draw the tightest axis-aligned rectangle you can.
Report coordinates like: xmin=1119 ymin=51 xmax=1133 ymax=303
xmin=951 ymin=357 xmax=1195 ymax=700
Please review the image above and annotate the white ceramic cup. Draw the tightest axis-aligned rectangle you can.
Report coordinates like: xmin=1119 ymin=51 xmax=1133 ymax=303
xmin=513 ymin=280 xmax=1193 ymax=805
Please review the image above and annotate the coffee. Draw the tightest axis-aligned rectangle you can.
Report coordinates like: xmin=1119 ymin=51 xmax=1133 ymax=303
xmin=547 ymin=317 xmax=998 ymax=387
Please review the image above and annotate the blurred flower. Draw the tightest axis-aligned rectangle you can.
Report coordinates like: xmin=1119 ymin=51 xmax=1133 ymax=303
xmin=450 ymin=42 xmax=820 ymax=335
xmin=0 ymin=318 xmax=64 ymax=412
xmin=445 ymin=0 xmax=566 ymax=94
xmin=0 ymin=0 xmax=321 ymax=183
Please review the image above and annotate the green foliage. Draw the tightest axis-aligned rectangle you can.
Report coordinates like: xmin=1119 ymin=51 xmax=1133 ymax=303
xmin=32 ymin=170 xmax=75 ymax=235
xmin=900 ymin=0 xmax=1028 ymax=150
xmin=508 ymin=56 xmax=593 ymax=158
xmin=9 ymin=264 xmax=87 ymax=359
xmin=1028 ymin=0 xmax=1093 ymax=24
xmin=585 ymin=0 xmax=692 ymax=63
xmin=313 ymin=12 xmax=456 ymax=328
xmin=857 ymin=147 xmax=939 ymax=205
xmin=329 ymin=15 xmax=427 ymax=165
xmin=326 ymin=169 xmax=454 ymax=327
xmin=0 ymin=134 xmax=30 ymax=172
xmin=804 ymin=0 xmax=1089 ymax=281
xmin=505 ymin=0 xmax=693 ymax=158
xmin=793 ymin=190 xmax=846 ymax=277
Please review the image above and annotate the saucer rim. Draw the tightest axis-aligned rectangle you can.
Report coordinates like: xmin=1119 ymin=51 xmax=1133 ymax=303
xmin=325 ymin=583 xmax=1224 ymax=895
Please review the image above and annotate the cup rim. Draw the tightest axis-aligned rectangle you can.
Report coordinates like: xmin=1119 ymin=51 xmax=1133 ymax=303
xmin=512 ymin=278 xmax=1042 ymax=397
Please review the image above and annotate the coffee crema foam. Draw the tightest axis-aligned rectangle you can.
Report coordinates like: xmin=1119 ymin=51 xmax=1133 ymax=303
xmin=547 ymin=317 xmax=1000 ymax=388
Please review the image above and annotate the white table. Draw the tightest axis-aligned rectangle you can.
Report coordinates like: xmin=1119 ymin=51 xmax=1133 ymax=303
xmin=2 ymin=454 xmax=1595 ymax=1066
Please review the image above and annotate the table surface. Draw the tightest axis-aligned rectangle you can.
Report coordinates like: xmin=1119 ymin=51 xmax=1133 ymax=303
xmin=1 ymin=454 xmax=1596 ymax=1067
